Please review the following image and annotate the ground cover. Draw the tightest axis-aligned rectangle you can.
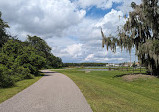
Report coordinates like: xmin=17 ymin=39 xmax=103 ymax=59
xmin=53 ymin=68 xmax=159 ymax=112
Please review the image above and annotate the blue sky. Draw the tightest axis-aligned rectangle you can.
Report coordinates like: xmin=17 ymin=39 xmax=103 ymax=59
xmin=85 ymin=2 xmax=123 ymax=18
xmin=86 ymin=6 xmax=110 ymax=18
xmin=0 ymin=0 xmax=141 ymax=63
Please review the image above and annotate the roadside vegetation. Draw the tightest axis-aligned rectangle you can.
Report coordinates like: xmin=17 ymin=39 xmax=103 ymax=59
xmin=0 ymin=12 xmax=63 ymax=88
xmin=53 ymin=68 xmax=159 ymax=112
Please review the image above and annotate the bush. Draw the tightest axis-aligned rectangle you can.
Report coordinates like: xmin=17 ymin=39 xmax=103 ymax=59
xmin=29 ymin=54 xmax=46 ymax=70
xmin=0 ymin=73 xmax=15 ymax=88
xmin=24 ymin=73 xmax=34 ymax=79
xmin=11 ymin=65 xmax=34 ymax=81
xmin=0 ymin=53 xmax=14 ymax=69
xmin=23 ymin=63 xmax=38 ymax=76
xmin=2 ymin=40 xmax=23 ymax=57
xmin=0 ymin=65 xmax=15 ymax=88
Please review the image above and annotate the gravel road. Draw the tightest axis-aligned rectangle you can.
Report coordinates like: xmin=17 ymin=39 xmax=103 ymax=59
xmin=0 ymin=70 xmax=92 ymax=112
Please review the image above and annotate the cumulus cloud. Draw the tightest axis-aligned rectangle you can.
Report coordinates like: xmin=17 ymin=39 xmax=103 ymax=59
xmin=48 ymin=9 xmax=135 ymax=63
xmin=117 ymin=0 xmax=142 ymax=14
xmin=85 ymin=54 xmax=94 ymax=61
xmin=62 ymin=43 xmax=83 ymax=58
xmin=0 ymin=0 xmax=86 ymax=37
xmin=73 ymin=0 xmax=122 ymax=9
xmin=96 ymin=9 xmax=126 ymax=36
xmin=73 ymin=0 xmax=141 ymax=13
xmin=0 ymin=0 xmax=140 ymax=63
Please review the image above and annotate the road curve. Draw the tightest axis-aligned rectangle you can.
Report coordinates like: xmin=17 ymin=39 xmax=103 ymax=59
xmin=0 ymin=70 xmax=92 ymax=112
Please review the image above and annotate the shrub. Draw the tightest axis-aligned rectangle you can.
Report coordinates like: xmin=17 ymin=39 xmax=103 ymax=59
xmin=0 ymin=65 xmax=15 ymax=88
xmin=29 ymin=54 xmax=46 ymax=69
xmin=11 ymin=65 xmax=34 ymax=81
xmin=23 ymin=63 xmax=38 ymax=76
xmin=0 ymin=53 xmax=14 ymax=69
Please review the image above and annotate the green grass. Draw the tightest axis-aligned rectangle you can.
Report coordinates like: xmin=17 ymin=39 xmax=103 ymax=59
xmin=53 ymin=69 xmax=159 ymax=112
xmin=0 ymin=76 xmax=42 ymax=103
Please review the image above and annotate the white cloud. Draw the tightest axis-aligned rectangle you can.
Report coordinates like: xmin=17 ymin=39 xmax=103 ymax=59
xmin=85 ymin=54 xmax=94 ymax=61
xmin=48 ymin=8 xmax=135 ymax=63
xmin=47 ymin=8 xmax=134 ymax=63
xmin=97 ymin=9 xmax=124 ymax=26
xmin=73 ymin=0 xmax=122 ymax=9
xmin=0 ymin=0 xmax=86 ymax=37
xmin=117 ymin=0 xmax=142 ymax=14
xmin=96 ymin=9 xmax=126 ymax=36
xmin=62 ymin=43 xmax=83 ymax=58
xmin=73 ymin=0 xmax=141 ymax=13
xmin=0 ymin=0 xmax=140 ymax=63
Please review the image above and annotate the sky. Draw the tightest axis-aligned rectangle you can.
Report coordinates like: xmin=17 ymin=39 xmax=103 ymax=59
xmin=0 ymin=0 xmax=141 ymax=63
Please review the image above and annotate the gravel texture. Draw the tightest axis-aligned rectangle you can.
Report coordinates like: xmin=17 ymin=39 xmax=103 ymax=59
xmin=0 ymin=70 xmax=92 ymax=112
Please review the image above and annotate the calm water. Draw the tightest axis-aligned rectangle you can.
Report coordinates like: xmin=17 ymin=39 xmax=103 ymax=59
xmin=85 ymin=66 xmax=118 ymax=69
xmin=85 ymin=66 xmax=107 ymax=68
xmin=80 ymin=69 xmax=111 ymax=71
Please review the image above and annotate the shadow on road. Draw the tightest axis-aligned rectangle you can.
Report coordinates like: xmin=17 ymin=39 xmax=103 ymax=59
xmin=40 ymin=71 xmax=58 ymax=76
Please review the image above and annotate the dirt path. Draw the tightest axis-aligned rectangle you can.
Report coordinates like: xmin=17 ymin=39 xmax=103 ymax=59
xmin=0 ymin=70 xmax=92 ymax=112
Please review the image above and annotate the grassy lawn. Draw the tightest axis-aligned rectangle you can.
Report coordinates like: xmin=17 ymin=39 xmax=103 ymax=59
xmin=53 ymin=68 xmax=159 ymax=112
xmin=0 ymin=76 xmax=43 ymax=103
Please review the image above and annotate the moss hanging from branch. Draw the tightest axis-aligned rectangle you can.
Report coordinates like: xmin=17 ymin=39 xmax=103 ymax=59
xmin=101 ymin=0 xmax=159 ymax=76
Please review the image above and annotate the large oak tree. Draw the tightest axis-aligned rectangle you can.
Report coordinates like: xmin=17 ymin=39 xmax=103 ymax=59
xmin=102 ymin=0 xmax=159 ymax=76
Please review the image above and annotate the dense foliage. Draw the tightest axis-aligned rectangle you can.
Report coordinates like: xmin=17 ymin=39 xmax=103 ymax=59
xmin=26 ymin=36 xmax=63 ymax=68
xmin=0 ymin=12 xmax=63 ymax=88
xmin=102 ymin=0 xmax=159 ymax=76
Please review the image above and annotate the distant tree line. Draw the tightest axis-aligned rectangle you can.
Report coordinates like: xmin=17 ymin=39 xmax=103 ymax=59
xmin=0 ymin=11 xmax=63 ymax=88
xmin=63 ymin=63 xmax=108 ymax=67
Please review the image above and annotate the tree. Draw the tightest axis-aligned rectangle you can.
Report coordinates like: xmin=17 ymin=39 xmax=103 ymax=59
xmin=27 ymin=35 xmax=51 ymax=58
xmin=0 ymin=11 xmax=63 ymax=88
xmin=0 ymin=11 xmax=9 ymax=48
xmin=26 ymin=35 xmax=63 ymax=68
xmin=102 ymin=0 xmax=159 ymax=76
xmin=15 ymin=52 xmax=46 ymax=75
xmin=47 ymin=54 xmax=63 ymax=68
xmin=2 ymin=40 xmax=23 ymax=58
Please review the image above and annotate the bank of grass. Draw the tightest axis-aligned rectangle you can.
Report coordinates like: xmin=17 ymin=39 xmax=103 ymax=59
xmin=53 ymin=69 xmax=159 ymax=112
xmin=0 ymin=75 xmax=43 ymax=103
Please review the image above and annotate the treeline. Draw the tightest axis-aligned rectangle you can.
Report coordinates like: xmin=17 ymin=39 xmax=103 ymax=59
xmin=0 ymin=12 xmax=63 ymax=88
xmin=63 ymin=63 xmax=107 ymax=67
